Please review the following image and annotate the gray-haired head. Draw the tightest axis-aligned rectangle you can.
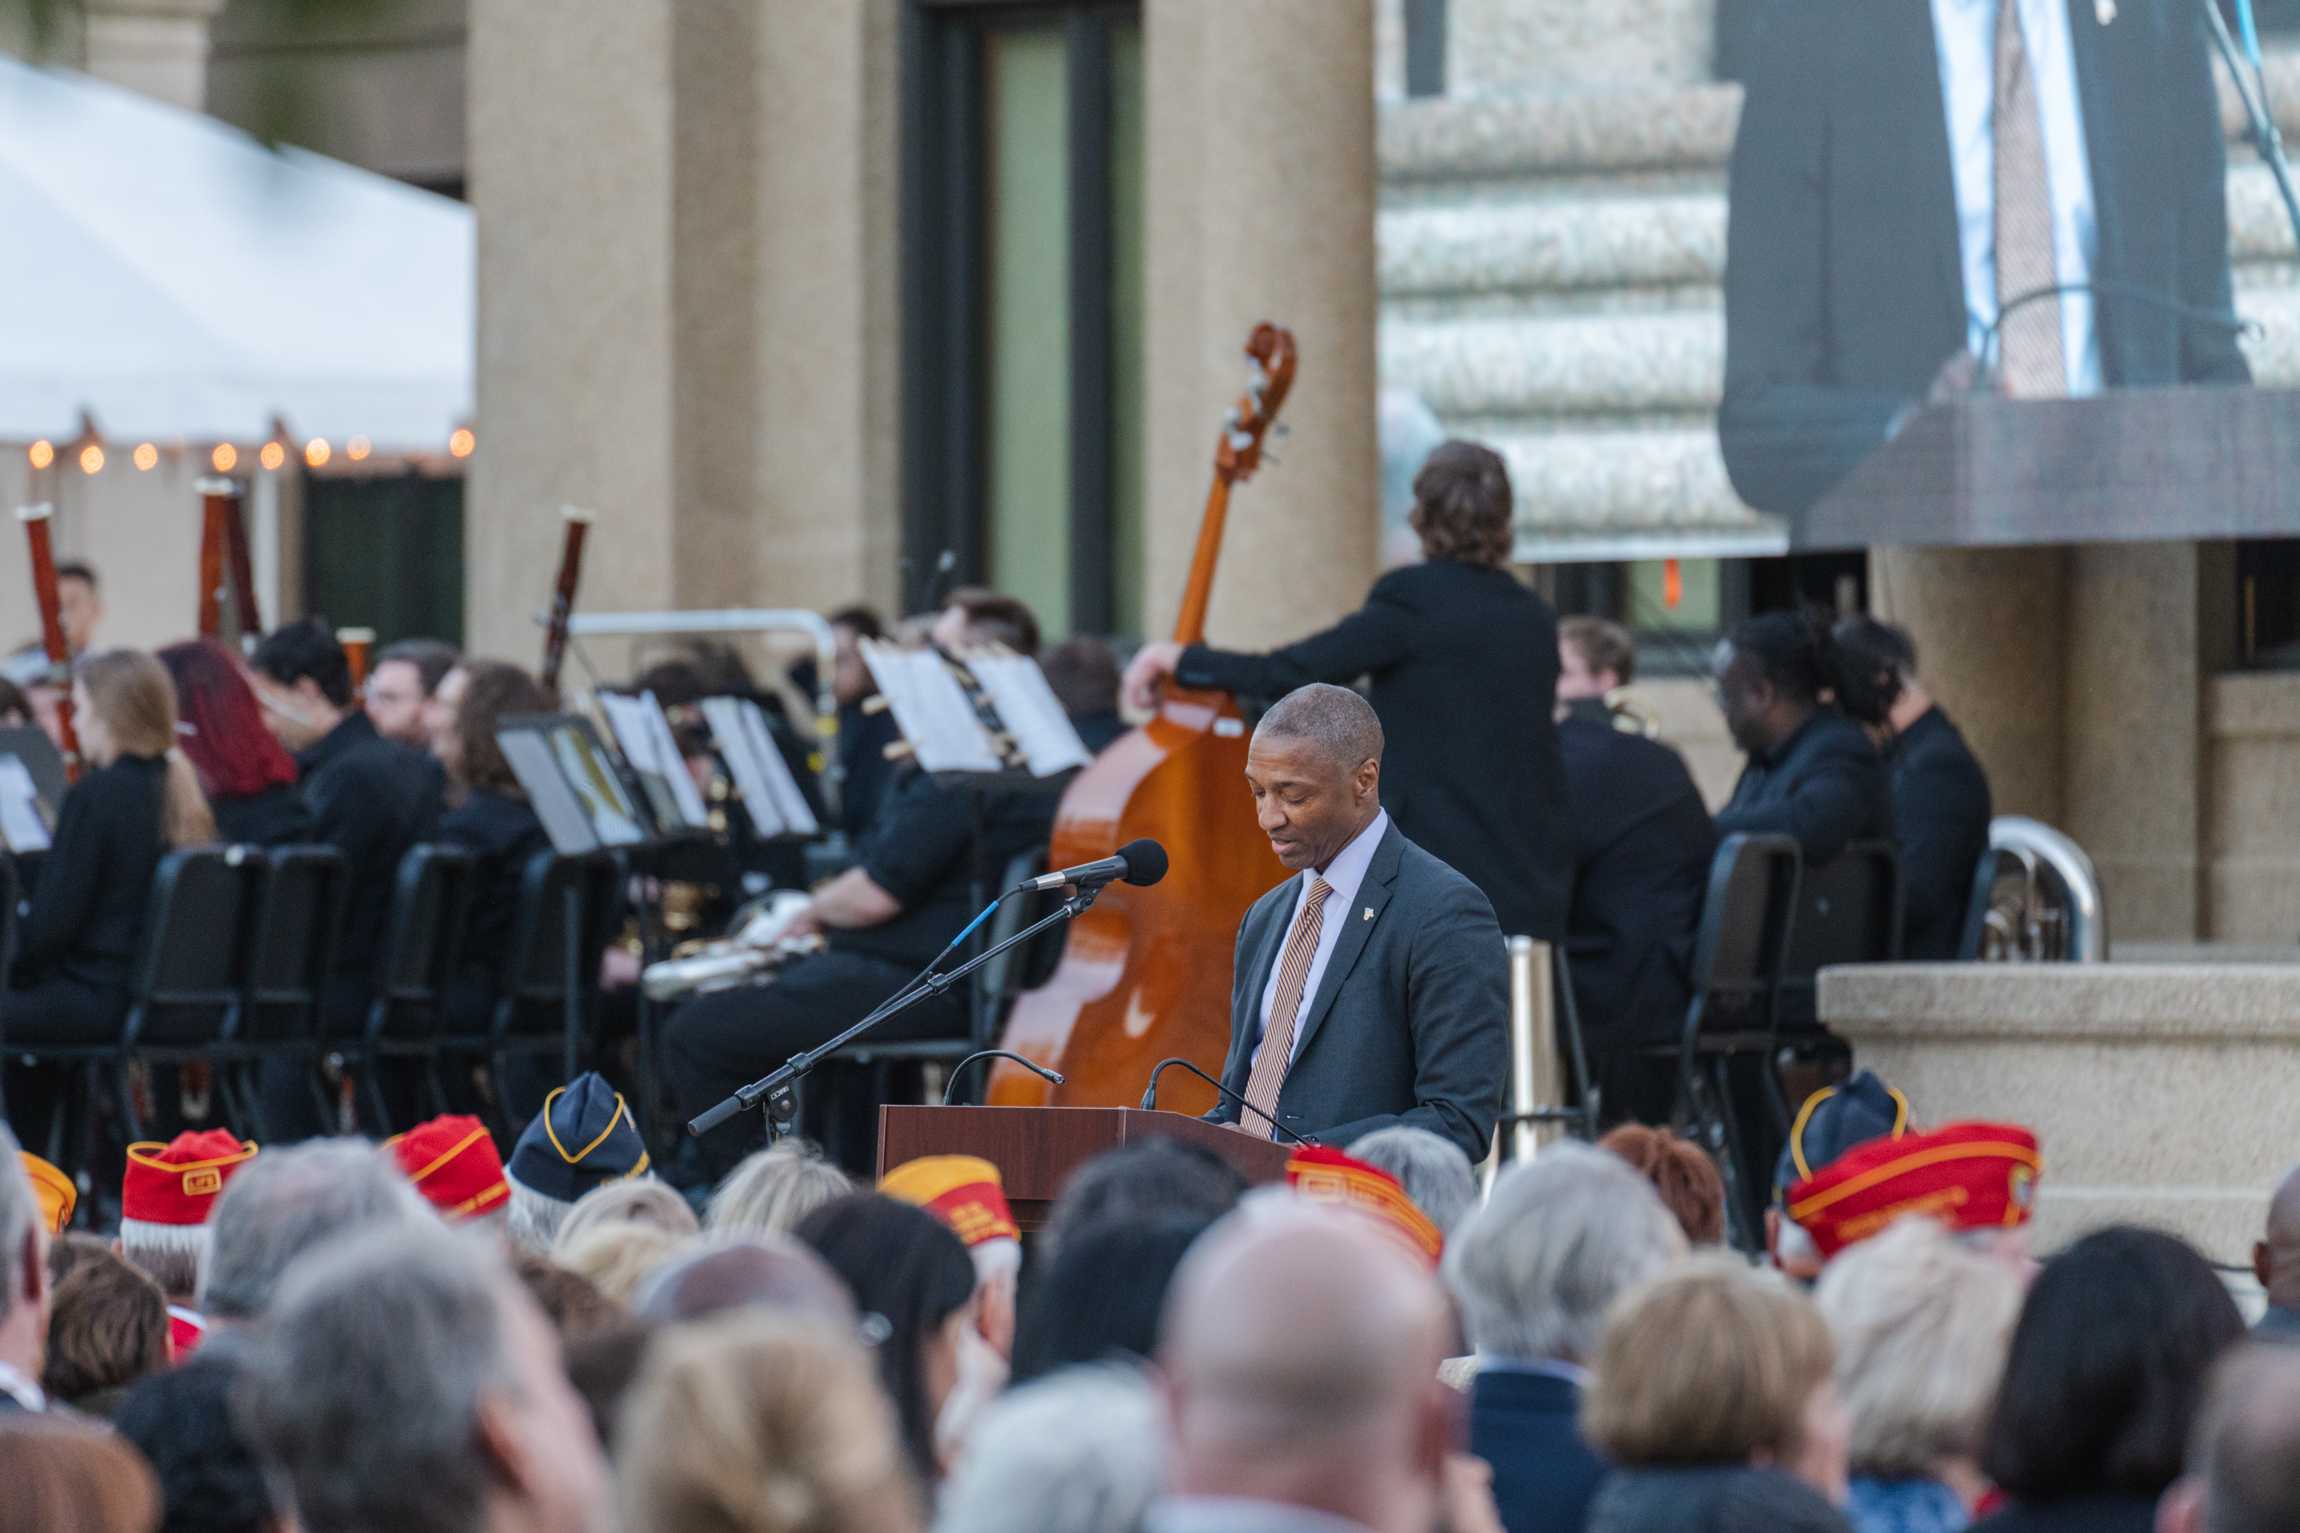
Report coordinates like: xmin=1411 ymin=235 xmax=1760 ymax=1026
xmin=1252 ymin=683 xmax=1384 ymax=774
xmin=1349 ymin=1126 xmax=1480 ymax=1236
xmin=504 ymin=1184 xmax=574 ymax=1256
xmin=936 ymin=1364 xmax=1166 ymax=1533
xmin=1444 ymin=1142 xmax=1686 ymax=1366
xmin=241 ymin=1225 xmax=533 ymax=1533
xmin=705 ymin=1141 xmax=853 ymax=1240
xmin=549 ymin=1178 xmax=698 ymax=1263
xmin=200 ymin=1139 xmax=430 ymax=1322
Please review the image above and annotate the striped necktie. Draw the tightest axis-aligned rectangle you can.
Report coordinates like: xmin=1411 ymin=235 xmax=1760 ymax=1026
xmin=1241 ymin=876 xmax=1331 ymax=1139
xmin=1994 ymin=0 xmax=2067 ymax=396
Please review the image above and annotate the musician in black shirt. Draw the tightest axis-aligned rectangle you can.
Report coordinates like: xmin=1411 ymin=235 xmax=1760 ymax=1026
xmin=429 ymin=661 xmax=555 ymax=1034
xmin=4 ymin=652 xmax=215 ymax=1134
xmin=1711 ymin=611 xmax=1892 ymax=865
xmin=159 ymin=640 xmax=313 ymax=847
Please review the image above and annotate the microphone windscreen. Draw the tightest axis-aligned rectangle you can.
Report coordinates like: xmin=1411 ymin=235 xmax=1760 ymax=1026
xmin=1117 ymin=838 xmax=1169 ymax=887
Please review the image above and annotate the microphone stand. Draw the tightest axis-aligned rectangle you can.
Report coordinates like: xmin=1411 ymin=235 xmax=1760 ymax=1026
xmin=686 ymin=883 xmax=1110 ymax=1141
xmin=2204 ymin=0 xmax=2300 ymax=256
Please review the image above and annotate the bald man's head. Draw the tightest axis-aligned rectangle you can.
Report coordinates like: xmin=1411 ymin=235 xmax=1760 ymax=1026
xmin=632 ymin=1236 xmax=856 ymax=1329
xmin=1158 ymin=1199 xmax=1451 ymax=1532
xmin=1253 ymin=683 xmax=1384 ymax=776
xmin=2253 ymin=1166 xmax=2300 ymax=1307
xmin=2161 ymin=1345 xmax=2300 ymax=1533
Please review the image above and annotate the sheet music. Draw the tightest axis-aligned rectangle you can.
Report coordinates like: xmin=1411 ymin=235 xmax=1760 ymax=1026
xmin=500 ymin=731 xmax=602 ymax=854
xmin=549 ymin=723 xmax=647 ymax=847
xmin=600 ymin=691 xmax=709 ymax=830
xmin=0 ymin=756 xmax=50 ymax=853
xmin=700 ymin=696 xmax=820 ymax=840
xmin=861 ymin=640 xmax=1005 ymax=774
xmin=964 ymin=651 xmax=1092 ymax=777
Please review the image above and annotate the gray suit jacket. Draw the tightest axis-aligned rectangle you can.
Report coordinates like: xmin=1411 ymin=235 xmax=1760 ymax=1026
xmin=1210 ymin=822 xmax=1507 ymax=1162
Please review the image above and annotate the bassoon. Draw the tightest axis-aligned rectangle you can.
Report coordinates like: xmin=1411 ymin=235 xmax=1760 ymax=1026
xmin=195 ymin=478 xmax=263 ymax=650
xmin=538 ymin=508 xmax=591 ymax=698
xmin=17 ymin=503 xmax=81 ymax=778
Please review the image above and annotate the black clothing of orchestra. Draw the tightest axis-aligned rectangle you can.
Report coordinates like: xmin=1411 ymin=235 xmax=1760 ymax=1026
xmin=435 ymin=788 xmax=552 ymax=1020
xmin=1719 ymin=0 xmax=2249 ymax=517
xmin=1889 ymin=705 xmax=1992 ymax=960
xmin=1175 ymin=558 xmax=1572 ymax=941
xmin=1713 ymin=709 xmax=1891 ymax=867
xmin=209 ymin=783 xmax=313 ymax=848
xmin=295 ymin=712 xmax=441 ymax=980
xmin=835 ymin=700 xmax=903 ymax=840
xmin=1068 ymin=709 xmax=1126 ymax=757
xmin=662 ymin=764 xmax=1059 ymax=1171
xmin=1558 ymin=702 xmax=1718 ymax=1125
xmin=3 ymin=753 xmax=167 ymax=1043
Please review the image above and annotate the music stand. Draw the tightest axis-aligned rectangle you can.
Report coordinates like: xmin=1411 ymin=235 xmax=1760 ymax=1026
xmin=961 ymin=648 xmax=1092 ymax=778
xmin=598 ymin=690 xmax=711 ymax=835
xmin=698 ymin=695 xmax=821 ymax=841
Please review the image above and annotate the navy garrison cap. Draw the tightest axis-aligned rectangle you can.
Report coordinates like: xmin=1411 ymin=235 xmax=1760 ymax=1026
xmin=505 ymin=1072 xmax=649 ymax=1205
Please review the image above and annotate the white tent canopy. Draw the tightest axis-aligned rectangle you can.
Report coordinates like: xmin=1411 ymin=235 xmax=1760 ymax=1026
xmin=0 ymin=54 xmax=472 ymax=453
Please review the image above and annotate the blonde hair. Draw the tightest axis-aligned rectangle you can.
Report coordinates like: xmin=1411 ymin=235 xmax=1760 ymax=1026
xmin=707 ymin=1143 xmax=853 ymax=1239
xmin=1813 ymin=1217 xmax=2023 ymax=1478
xmin=1583 ymin=1255 xmax=1835 ymax=1467
xmin=551 ymin=1177 xmax=700 ymax=1260
xmin=617 ymin=1311 xmax=924 ymax=1533
xmin=78 ymin=648 xmax=216 ymax=848
xmin=553 ymin=1223 xmax=695 ymax=1307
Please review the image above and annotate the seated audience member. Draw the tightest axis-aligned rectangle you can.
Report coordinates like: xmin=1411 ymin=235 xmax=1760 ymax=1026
xmin=509 ymin=1252 xmax=624 ymax=1343
xmin=502 ymin=1073 xmax=652 ymax=1255
xmin=0 ymin=1127 xmax=50 ymax=1414
xmin=0 ymin=1418 xmax=160 ymax=1533
xmin=41 ymin=1246 xmax=168 ymax=1416
xmin=199 ymin=1138 xmax=430 ymax=1327
xmin=1598 ymin=1124 xmax=1725 ymax=1247
xmin=1146 ymin=1199 xmax=1461 ymax=1533
xmin=385 ymin=1114 xmax=511 ymax=1224
xmin=663 ymin=597 xmax=1061 ymax=1172
xmin=428 ymin=661 xmax=555 ymax=1046
xmin=159 ymin=639 xmax=313 ymax=845
xmin=2155 ymin=1345 xmax=2300 ymax=1533
xmin=1814 ymin=1218 xmax=2023 ymax=1533
xmin=366 ymin=638 xmax=460 ymax=749
xmin=1011 ymin=1216 xmax=1211 ymax=1387
xmin=1711 ymin=610 xmax=1891 ymax=865
xmin=824 ymin=604 xmax=902 ymax=838
xmin=707 ymin=1141 xmax=854 ymax=1239
xmin=796 ymin=1193 xmax=980 ymax=1486
xmin=1555 ymin=618 xmax=1719 ymax=1125
xmin=1284 ymin=1146 xmax=1448 ymax=1268
xmin=114 ymin=1351 xmax=283 ymax=1533
xmin=1976 ymin=1227 xmax=2243 ymax=1533
xmin=1833 ymin=618 xmax=1990 ymax=960
xmin=1770 ymin=1072 xmax=1912 ymax=1283
xmin=1350 ymin=1124 xmax=1480 ymax=1237
xmin=1044 ymin=1137 xmax=1247 ymax=1252
xmin=564 ymin=1323 xmax=655 ymax=1454
xmin=551 ymin=1178 xmax=701 ymax=1258
xmin=633 ymin=1236 xmax=857 ymax=1330
xmin=47 ymin=1231 xmax=111 ymax=1289
xmin=1445 ymin=1143 xmax=1687 ymax=1533
xmin=882 ymin=1155 xmax=1023 ymax=1357
xmin=4 ymin=650 xmax=216 ymax=1061
xmin=1785 ymin=1121 xmax=2041 ymax=1276
xmin=1581 ymin=1257 xmax=1853 ymax=1533
xmin=1042 ymin=635 xmax=1127 ymax=755
xmin=2248 ymin=1162 xmax=2300 ymax=1341
xmin=618 ymin=1311 xmax=923 ymax=1533
xmin=118 ymin=1130 xmax=260 ymax=1357
xmin=554 ymin=1222 xmax=694 ymax=1308
xmin=241 ymin=1225 xmax=607 ymax=1533
xmin=935 ymin=1364 xmax=1166 ymax=1533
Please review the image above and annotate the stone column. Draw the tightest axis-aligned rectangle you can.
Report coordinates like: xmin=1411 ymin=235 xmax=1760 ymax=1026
xmin=80 ymin=0 xmax=228 ymax=111
xmin=1141 ymin=0 xmax=1379 ymax=649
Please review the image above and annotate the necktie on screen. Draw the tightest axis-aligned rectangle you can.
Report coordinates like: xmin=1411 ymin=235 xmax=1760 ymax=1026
xmin=1241 ymin=876 xmax=1331 ymax=1139
xmin=1994 ymin=0 xmax=2068 ymax=397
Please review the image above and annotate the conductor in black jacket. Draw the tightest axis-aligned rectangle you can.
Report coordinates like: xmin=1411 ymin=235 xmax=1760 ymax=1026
xmin=1836 ymin=617 xmax=1994 ymax=960
xmin=1125 ymin=441 xmax=1570 ymax=941
xmin=1720 ymin=0 xmax=2250 ymax=517
xmin=1556 ymin=619 xmax=1719 ymax=1127
xmin=1711 ymin=612 xmax=1892 ymax=865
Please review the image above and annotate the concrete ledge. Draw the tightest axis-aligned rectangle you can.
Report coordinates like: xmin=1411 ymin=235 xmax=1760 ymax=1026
xmin=1822 ymin=963 xmax=2300 ymax=1260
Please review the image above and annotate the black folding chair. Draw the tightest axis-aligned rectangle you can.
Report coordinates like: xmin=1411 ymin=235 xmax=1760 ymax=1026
xmin=115 ymin=847 xmax=265 ymax=1145
xmin=1774 ymin=841 xmax=1905 ymax=1036
xmin=361 ymin=844 xmax=477 ymax=1130
xmin=1646 ymin=833 xmax=1802 ymax=1253
xmin=234 ymin=844 xmax=348 ymax=1137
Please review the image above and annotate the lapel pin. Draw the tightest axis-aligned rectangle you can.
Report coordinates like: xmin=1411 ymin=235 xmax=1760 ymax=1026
xmin=1362 ymin=907 xmax=1374 ymax=922
xmin=2095 ymin=0 xmax=2114 ymax=24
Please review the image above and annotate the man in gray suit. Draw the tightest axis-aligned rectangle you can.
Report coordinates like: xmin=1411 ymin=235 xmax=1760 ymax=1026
xmin=1209 ymin=683 xmax=1508 ymax=1163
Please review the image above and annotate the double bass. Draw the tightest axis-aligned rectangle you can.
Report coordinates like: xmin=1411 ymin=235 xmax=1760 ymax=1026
xmin=988 ymin=323 xmax=1297 ymax=1112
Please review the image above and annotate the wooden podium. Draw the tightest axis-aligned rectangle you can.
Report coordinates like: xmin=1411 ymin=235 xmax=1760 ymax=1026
xmin=878 ymin=1106 xmax=1294 ymax=1230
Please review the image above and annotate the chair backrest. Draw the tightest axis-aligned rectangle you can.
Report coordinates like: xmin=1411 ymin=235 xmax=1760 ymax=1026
xmin=1687 ymin=833 xmax=1803 ymax=1033
xmin=374 ymin=843 xmax=479 ymax=1006
xmin=0 ymin=849 xmax=16 ymax=978
xmin=240 ymin=844 xmax=349 ymax=1039
xmin=500 ymin=851 xmax=623 ymax=1018
xmin=1775 ymin=840 xmax=1904 ymax=1029
xmin=126 ymin=846 xmax=261 ymax=1045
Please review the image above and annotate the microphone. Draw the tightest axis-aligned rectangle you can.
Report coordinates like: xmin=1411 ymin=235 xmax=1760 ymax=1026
xmin=940 ymin=1049 xmax=1065 ymax=1106
xmin=1139 ymin=1056 xmax=1316 ymax=1146
xmin=1978 ymin=280 xmax=2258 ymax=381
xmin=1016 ymin=838 xmax=1168 ymax=895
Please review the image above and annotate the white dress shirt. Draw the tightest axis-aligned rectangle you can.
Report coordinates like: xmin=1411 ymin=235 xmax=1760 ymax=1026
xmin=0 ymin=1360 xmax=45 ymax=1412
xmin=1145 ymin=1498 xmax=1380 ymax=1533
xmin=1931 ymin=0 xmax=2103 ymax=394
xmin=1253 ymin=809 xmax=1389 ymax=1066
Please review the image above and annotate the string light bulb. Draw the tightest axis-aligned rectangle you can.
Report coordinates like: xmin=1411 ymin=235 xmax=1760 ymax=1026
xmin=133 ymin=443 xmax=158 ymax=471
xmin=78 ymin=444 xmax=103 ymax=474
xmin=448 ymin=427 xmax=475 ymax=460
xmin=259 ymin=440 xmax=286 ymax=472
xmin=28 ymin=440 xmax=54 ymax=470
xmin=347 ymin=436 xmax=372 ymax=462
xmin=305 ymin=438 xmax=332 ymax=468
xmin=212 ymin=443 xmax=238 ymax=472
